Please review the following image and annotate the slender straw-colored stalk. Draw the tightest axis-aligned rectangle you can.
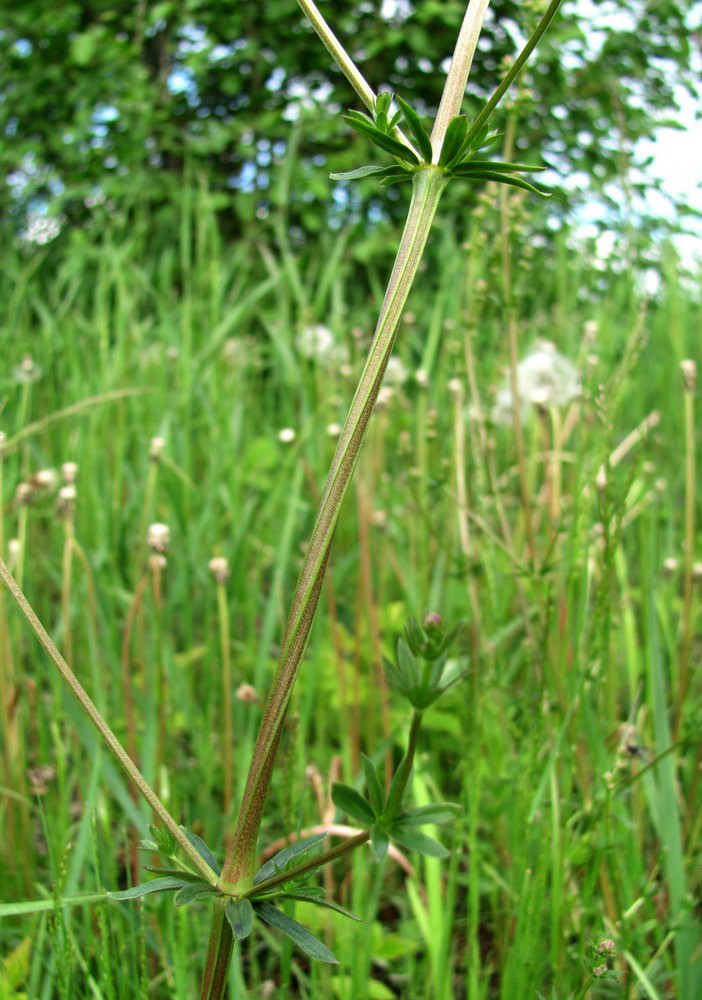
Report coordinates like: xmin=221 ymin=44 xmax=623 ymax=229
xmin=215 ymin=579 xmax=233 ymax=821
xmin=0 ymin=557 xmax=219 ymax=886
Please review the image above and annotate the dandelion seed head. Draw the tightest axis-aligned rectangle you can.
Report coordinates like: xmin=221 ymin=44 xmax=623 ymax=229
xmin=149 ymin=437 xmax=166 ymax=461
xmin=296 ymin=324 xmax=335 ymax=359
xmin=415 ymin=368 xmax=429 ymax=388
xmin=56 ymin=484 xmax=77 ymax=517
xmin=326 ymin=422 xmax=341 ymax=438
xmin=278 ymin=427 xmax=296 ymax=444
xmin=8 ymin=538 xmax=21 ymax=563
xmin=662 ymin=556 xmax=679 ymax=577
xmin=516 ymin=340 xmax=580 ymax=409
xmin=448 ymin=377 xmax=462 ymax=398
xmin=384 ymin=356 xmax=408 ymax=386
xmin=375 ymin=386 xmax=395 ymax=410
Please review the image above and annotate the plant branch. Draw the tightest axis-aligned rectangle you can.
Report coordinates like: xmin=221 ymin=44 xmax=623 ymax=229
xmin=430 ymin=0 xmax=492 ymax=160
xmin=296 ymin=0 xmax=376 ymax=112
xmin=465 ymin=0 xmax=564 ymax=146
xmin=218 ymin=166 xmax=448 ymax=896
xmin=0 ymin=557 xmax=219 ymax=886
xmin=242 ymin=831 xmax=370 ymax=899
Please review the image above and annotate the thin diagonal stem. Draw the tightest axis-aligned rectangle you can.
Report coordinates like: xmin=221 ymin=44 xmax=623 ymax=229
xmin=0 ymin=557 xmax=219 ymax=886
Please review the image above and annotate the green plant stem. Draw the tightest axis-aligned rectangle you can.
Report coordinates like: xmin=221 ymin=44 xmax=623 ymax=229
xmin=430 ymin=0 xmax=491 ymax=160
xmin=241 ymin=830 xmax=370 ymax=899
xmin=676 ymin=386 xmax=695 ymax=735
xmin=464 ymin=0 xmax=564 ymax=147
xmin=385 ymin=709 xmax=423 ymax=818
xmin=0 ymin=557 xmax=219 ymax=886
xmin=218 ymin=166 xmax=448 ymax=896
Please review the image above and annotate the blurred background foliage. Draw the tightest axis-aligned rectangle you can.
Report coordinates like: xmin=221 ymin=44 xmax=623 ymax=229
xmin=1 ymin=0 xmax=700 ymax=246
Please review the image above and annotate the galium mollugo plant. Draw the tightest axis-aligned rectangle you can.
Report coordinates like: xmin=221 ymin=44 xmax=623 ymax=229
xmin=0 ymin=0 xmax=564 ymax=994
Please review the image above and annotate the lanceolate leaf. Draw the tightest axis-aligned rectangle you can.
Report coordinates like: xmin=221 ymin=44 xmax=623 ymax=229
xmin=330 ymin=165 xmax=394 ymax=181
xmin=254 ymin=901 xmax=338 ymax=964
xmin=456 ymin=171 xmax=550 ymax=196
xmin=331 ymin=782 xmax=376 ymax=825
xmin=145 ymin=866 xmax=208 ymax=883
xmin=398 ymin=803 xmax=462 ymax=826
xmin=439 ymin=115 xmax=469 ymax=169
xmin=108 ymin=877 xmax=187 ymax=901
xmin=362 ymin=754 xmax=385 ymax=815
xmin=343 ymin=116 xmax=420 ymax=165
xmin=389 ymin=825 xmax=449 ymax=859
xmin=253 ymin=833 xmax=327 ymax=886
xmin=180 ymin=827 xmax=221 ymax=876
xmin=370 ymin=825 xmax=389 ymax=861
xmin=174 ymin=883 xmax=219 ymax=906
xmin=225 ymin=898 xmax=254 ymax=940
xmin=456 ymin=160 xmax=546 ymax=174
xmin=277 ymin=894 xmax=362 ymax=921
xmin=396 ymin=95 xmax=433 ymax=163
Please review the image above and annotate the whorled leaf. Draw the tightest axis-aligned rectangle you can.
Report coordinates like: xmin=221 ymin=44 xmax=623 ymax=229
xmin=225 ymin=898 xmax=254 ymax=940
xmin=438 ymin=115 xmax=468 ymax=170
xmin=389 ymin=824 xmax=449 ymax=859
xmin=331 ymin=782 xmax=376 ymax=826
xmin=398 ymin=803 xmax=462 ymax=826
xmin=395 ymin=95 xmax=433 ymax=163
xmin=362 ymin=754 xmax=385 ymax=816
xmin=253 ymin=833 xmax=327 ymax=887
xmin=254 ymin=901 xmax=338 ymax=964
xmin=277 ymin=893 xmax=361 ymax=921
xmin=342 ymin=115 xmax=420 ymax=166
xmin=174 ymin=882 xmax=219 ymax=907
xmin=108 ymin=877 xmax=187 ymax=901
xmin=180 ymin=826 xmax=221 ymax=876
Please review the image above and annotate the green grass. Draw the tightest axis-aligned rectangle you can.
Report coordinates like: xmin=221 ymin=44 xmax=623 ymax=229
xmin=0 ymin=185 xmax=700 ymax=998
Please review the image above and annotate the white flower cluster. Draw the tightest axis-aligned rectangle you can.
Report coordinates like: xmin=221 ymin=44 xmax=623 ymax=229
xmin=492 ymin=340 xmax=580 ymax=426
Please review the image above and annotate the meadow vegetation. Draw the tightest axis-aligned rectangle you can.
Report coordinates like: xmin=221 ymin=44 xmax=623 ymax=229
xmin=1 ymin=2 xmax=701 ymax=999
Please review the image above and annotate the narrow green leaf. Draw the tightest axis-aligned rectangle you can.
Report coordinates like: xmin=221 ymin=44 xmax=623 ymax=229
xmin=390 ymin=825 xmax=449 ymax=858
xmin=253 ymin=833 xmax=327 ymax=886
xmin=362 ymin=754 xmax=385 ymax=815
xmin=396 ymin=95 xmax=433 ymax=163
xmin=330 ymin=165 xmax=392 ymax=181
xmin=456 ymin=171 xmax=550 ymax=196
xmin=343 ymin=117 xmax=420 ymax=165
xmin=397 ymin=802 xmax=462 ymax=826
xmin=277 ymin=894 xmax=362 ymax=921
xmin=174 ymin=883 xmax=218 ymax=907
xmin=456 ymin=160 xmax=546 ymax=174
xmin=439 ymin=115 xmax=469 ymax=169
xmin=386 ymin=764 xmax=413 ymax=818
xmin=254 ymin=901 xmax=338 ymax=963
xmin=331 ymin=782 xmax=376 ymax=825
xmin=379 ymin=173 xmax=414 ymax=187
xmin=225 ymin=898 xmax=254 ymax=940
xmin=370 ymin=825 xmax=389 ymax=861
xmin=397 ymin=637 xmax=420 ymax=686
xmin=138 ymin=839 xmax=159 ymax=853
xmin=145 ymin=866 xmax=206 ymax=883
xmin=180 ymin=827 xmax=221 ymax=876
xmin=108 ymin=877 xmax=187 ymax=901
xmin=345 ymin=109 xmax=375 ymax=128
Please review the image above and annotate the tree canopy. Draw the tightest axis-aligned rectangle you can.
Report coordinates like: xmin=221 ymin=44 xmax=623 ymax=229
xmin=2 ymin=0 xmax=699 ymax=234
